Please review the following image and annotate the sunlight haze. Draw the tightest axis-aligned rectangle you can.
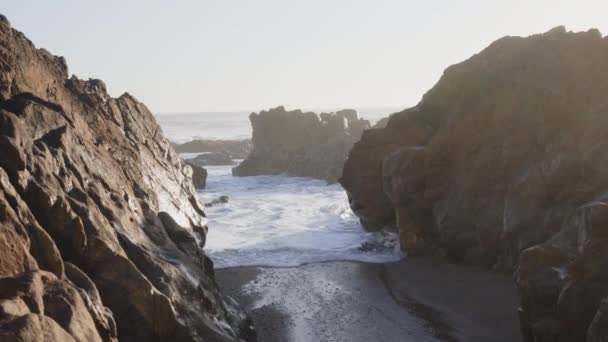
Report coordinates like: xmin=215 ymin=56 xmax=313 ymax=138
xmin=4 ymin=0 xmax=607 ymax=113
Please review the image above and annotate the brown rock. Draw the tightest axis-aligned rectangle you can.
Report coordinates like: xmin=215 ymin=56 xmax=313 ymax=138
xmin=0 ymin=271 xmax=45 ymax=315
xmin=0 ymin=270 xmax=105 ymax=342
xmin=0 ymin=14 xmax=253 ymax=342
xmin=41 ymin=272 xmax=104 ymax=342
xmin=233 ymin=106 xmax=370 ymax=182
xmin=0 ymin=314 xmax=76 ymax=342
xmin=0 ymin=298 xmax=30 ymax=317
xmin=340 ymin=27 xmax=608 ymax=341
xmin=186 ymin=161 xmax=208 ymax=189
xmin=64 ymin=263 xmax=116 ymax=341
xmin=341 ymin=108 xmax=436 ymax=229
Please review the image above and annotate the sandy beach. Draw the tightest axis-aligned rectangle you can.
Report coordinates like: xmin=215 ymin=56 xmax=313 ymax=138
xmin=216 ymin=259 xmax=522 ymax=342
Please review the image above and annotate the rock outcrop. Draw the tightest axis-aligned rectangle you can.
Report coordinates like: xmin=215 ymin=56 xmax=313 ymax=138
xmin=341 ymin=27 xmax=608 ymax=341
xmin=185 ymin=161 xmax=208 ymax=189
xmin=0 ymin=14 xmax=253 ymax=342
xmin=174 ymin=139 xmax=252 ymax=160
xmin=187 ymin=152 xmax=235 ymax=166
xmin=233 ymin=106 xmax=370 ymax=182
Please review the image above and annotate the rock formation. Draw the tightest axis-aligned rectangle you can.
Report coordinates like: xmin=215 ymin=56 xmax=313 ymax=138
xmin=341 ymin=26 xmax=608 ymax=341
xmin=185 ymin=161 xmax=208 ymax=189
xmin=0 ymin=14 xmax=253 ymax=342
xmin=187 ymin=152 xmax=235 ymax=166
xmin=233 ymin=106 xmax=370 ymax=182
xmin=205 ymin=196 xmax=229 ymax=208
xmin=174 ymin=139 xmax=252 ymax=160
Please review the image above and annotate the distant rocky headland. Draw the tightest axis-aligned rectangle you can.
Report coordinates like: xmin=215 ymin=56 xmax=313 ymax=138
xmin=174 ymin=139 xmax=252 ymax=161
xmin=0 ymin=15 xmax=253 ymax=342
xmin=341 ymin=26 xmax=608 ymax=341
xmin=233 ymin=106 xmax=370 ymax=182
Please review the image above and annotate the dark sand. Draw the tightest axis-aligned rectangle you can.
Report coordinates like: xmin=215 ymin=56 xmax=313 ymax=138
xmin=216 ymin=259 xmax=522 ymax=342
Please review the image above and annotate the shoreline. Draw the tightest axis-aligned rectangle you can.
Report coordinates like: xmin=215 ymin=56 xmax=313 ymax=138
xmin=216 ymin=259 xmax=522 ymax=342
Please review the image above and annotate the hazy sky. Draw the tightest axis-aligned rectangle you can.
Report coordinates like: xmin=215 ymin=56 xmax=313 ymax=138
xmin=3 ymin=1 xmax=607 ymax=113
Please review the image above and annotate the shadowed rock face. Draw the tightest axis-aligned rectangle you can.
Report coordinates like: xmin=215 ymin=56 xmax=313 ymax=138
xmin=340 ymin=27 xmax=608 ymax=341
xmin=232 ymin=106 xmax=370 ymax=182
xmin=186 ymin=161 xmax=208 ymax=189
xmin=0 ymin=14 xmax=253 ymax=342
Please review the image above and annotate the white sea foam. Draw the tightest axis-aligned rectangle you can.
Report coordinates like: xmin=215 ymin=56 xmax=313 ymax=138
xmin=200 ymin=165 xmax=402 ymax=268
xmin=157 ymin=109 xmax=404 ymax=268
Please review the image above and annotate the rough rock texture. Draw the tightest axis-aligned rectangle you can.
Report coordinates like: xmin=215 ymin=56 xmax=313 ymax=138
xmin=233 ymin=107 xmax=370 ymax=182
xmin=185 ymin=161 xmax=208 ymax=189
xmin=0 ymin=15 xmax=253 ymax=342
xmin=174 ymin=139 xmax=252 ymax=160
xmin=340 ymin=27 xmax=608 ymax=341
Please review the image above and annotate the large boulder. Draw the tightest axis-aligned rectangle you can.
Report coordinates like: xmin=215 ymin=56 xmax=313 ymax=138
xmin=232 ymin=106 xmax=370 ymax=182
xmin=340 ymin=26 xmax=608 ymax=341
xmin=0 ymin=14 xmax=253 ymax=342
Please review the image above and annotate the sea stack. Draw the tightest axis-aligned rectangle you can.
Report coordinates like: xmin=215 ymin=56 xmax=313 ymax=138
xmin=0 ymin=14 xmax=253 ymax=341
xmin=233 ymin=106 xmax=370 ymax=182
xmin=340 ymin=26 xmax=608 ymax=341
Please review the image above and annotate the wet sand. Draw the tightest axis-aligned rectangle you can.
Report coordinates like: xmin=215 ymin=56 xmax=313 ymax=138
xmin=216 ymin=259 xmax=522 ymax=342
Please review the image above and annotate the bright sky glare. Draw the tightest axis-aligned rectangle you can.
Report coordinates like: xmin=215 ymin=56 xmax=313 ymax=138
xmin=4 ymin=1 xmax=607 ymax=113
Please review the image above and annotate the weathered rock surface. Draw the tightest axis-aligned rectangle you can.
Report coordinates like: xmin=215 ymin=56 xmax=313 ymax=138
xmin=341 ymin=27 xmax=608 ymax=341
xmin=185 ymin=161 xmax=208 ymax=189
xmin=0 ymin=14 xmax=253 ymax=342
xmin=233 ymin=107 xmax=370 ymax=182
xmin=174 ymin=139 xmax=252 ymax=160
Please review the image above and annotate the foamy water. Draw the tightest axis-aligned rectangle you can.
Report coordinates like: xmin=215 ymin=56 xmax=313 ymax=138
xmin=198 ymin=165 xmax=402 ymax=268
xmin=158 ymin=108 xmax=403 ymax=269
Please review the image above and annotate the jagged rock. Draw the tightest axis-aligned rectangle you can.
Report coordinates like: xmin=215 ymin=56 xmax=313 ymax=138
xmin=233 ymin=106 xmax=370 ymax=182
xmin=0 ymin=14 xmax=253 ymax=342
xmin=0 ymin=270 xmax=104 ymax=342
xmin=174 ymin=139 xmax=252 ymax=160
xmin=340 ymin=27 xmax=608 ymax=341
xmin=186 ymin=161 xmax=208 ymax=189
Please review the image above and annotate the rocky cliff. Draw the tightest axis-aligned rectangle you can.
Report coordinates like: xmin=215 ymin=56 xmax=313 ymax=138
xmin=341 ymin=27 xmax=608 ymax=341
xmin=233 ymin=106 xmax=370 ymax=182
xmin=0 ymin=15 xmax=253 ymax=342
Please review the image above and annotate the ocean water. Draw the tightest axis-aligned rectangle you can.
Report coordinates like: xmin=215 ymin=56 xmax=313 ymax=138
xmin=198 ymin=165 xmax=401 ymax=268
xmin=157 ymin=111 xmax=252 ymax=143
xmin=156 ymin=107 xmax=401 ymax=144
xmin=156 ymin=107 xmax=404 ymax=268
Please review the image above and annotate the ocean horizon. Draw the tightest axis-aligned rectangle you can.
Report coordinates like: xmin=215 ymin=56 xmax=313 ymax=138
xmin=155 ymin=106 xmax=402 ymax=143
